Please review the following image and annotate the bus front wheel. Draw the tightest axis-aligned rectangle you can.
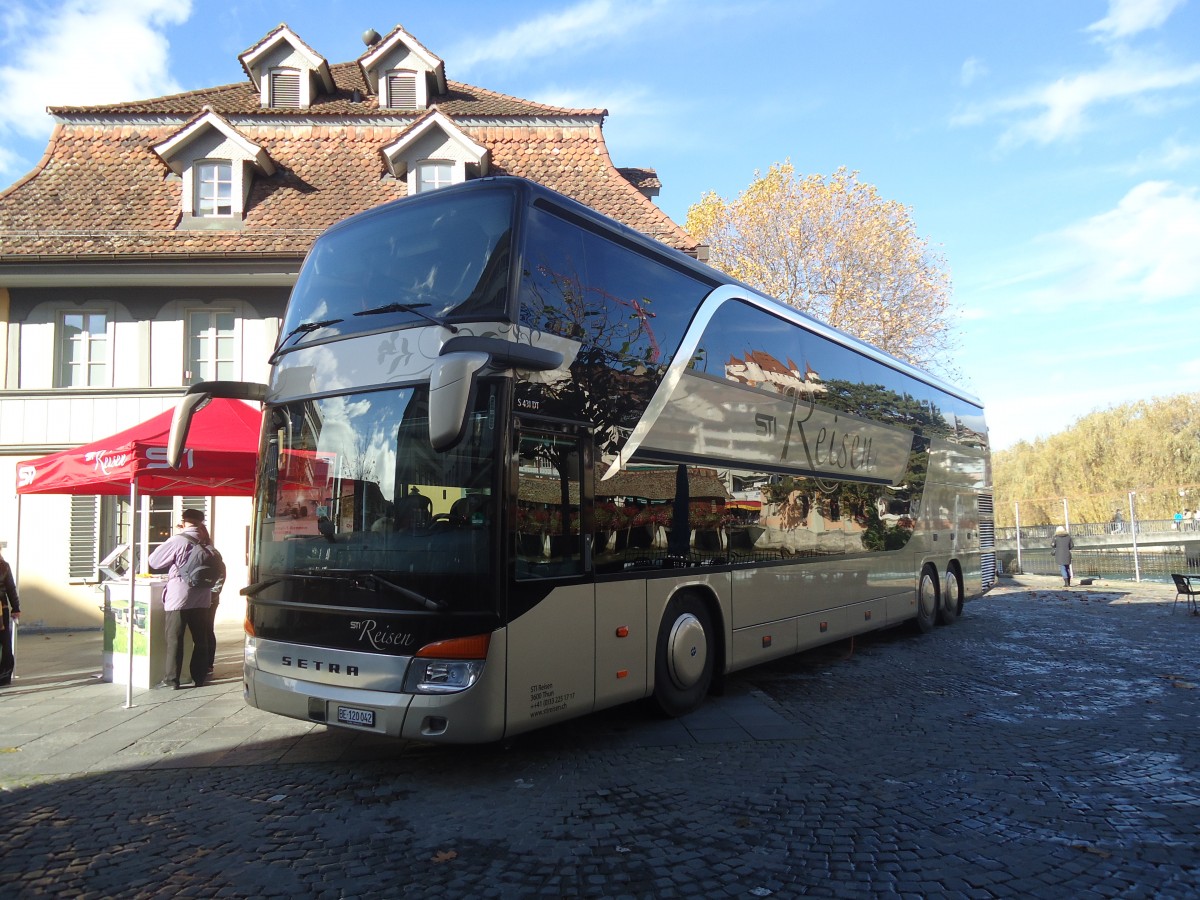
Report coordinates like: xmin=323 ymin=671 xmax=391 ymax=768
xmin=653 ymin=594 xmax=714 ymax=717
xmin=915 ymin=566 xmax=938 ymax=633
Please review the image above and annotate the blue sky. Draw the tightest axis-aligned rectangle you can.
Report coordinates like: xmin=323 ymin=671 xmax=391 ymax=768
xmin=2 ymin=0 xmax=1198 ymax=451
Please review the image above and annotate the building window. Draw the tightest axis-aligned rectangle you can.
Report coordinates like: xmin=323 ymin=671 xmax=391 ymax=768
xmin=149 ymin=497 xmax=210 ymax=560
xmin=416 ymin=161 xmax=454 ymax=193
xmin=386 ymin=71 xmax=418 ymax=109
xmin=59 ymin=310 xmax=108 ymax=387
xmin=188 ymin=309 xmax=237 ymax=384
xmin=269 ymin=68 xmax=301 ymax=108
xmin=195 ymin=162 xmax=233 ymax=218
xmin=71 ymin=496 xmax=211 ymax=581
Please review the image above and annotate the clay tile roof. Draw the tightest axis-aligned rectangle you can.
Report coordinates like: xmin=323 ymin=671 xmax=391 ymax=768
xmin=617 ymin=167 xmax=661 ymax=193
xmin=48 ymin=64 xmax=603 ymax=120
xmin=5 ymin=54 xmax=696 ymax=259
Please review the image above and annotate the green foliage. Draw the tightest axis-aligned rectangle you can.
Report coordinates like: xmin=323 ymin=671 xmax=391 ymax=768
xmin=993 ymin=393 xmax=1200 ymax=526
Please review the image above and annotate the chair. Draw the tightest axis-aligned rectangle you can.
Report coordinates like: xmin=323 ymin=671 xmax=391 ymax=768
xmin=1170 ymin=574 xmax=1200 ymax=614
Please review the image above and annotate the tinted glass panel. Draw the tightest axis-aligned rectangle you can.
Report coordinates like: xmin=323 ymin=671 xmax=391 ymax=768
xmin=519 ymin=204 xmax=710 ymax=367
xmin=592 ymin=453 xmax=923 ymax=575
xmin=516 ymin=432 xmax=585 ymax=579
xmin=282 ymin=188 xmax=514 ymax=345
xmin=697 ymin=300 xmax=979 ymax=442
xmin=516 ymin=204 xmax=713 ymax=460
xmin=254 ymin=384 xmax=499 ymax=612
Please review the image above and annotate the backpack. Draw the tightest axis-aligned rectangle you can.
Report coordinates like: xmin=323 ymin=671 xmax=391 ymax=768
xmin=177 ymin=534 xmax=226 ymax=592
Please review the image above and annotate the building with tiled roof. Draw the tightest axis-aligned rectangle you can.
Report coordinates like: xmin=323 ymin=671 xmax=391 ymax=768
xmin=0 ymin=22 xmax=696 ymax=629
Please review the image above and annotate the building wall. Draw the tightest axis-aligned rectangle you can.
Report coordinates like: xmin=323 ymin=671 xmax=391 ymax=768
xmin=0 ymin=284 xmax=283 ymax=628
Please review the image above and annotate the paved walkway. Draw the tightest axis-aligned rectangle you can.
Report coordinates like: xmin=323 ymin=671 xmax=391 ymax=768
xmin=1 ymin=574 xmax=1197 ymax=898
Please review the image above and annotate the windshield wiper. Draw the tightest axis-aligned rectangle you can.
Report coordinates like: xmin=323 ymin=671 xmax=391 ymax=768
xmin=241 ymin=575 xmax=287 ymax=597
xmin=354 ymin=572 xmax=447 ymax=611
xmin=354 ymin=302 xmax=458 ymax=334
xmin=240 ymin=571 xmax=446 ymax=612
xmin=268 ymin=318 xmax=344 ymax=364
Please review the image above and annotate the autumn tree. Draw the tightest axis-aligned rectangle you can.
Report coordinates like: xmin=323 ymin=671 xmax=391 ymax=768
xmin=992 ymin=393 xmax=1200 ymax=527
xmin=685 ymin=162 xmax=956 ymax=373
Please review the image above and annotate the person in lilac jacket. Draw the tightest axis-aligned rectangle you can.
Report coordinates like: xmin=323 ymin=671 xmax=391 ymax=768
xmin=147 ymin=509 xmax=213 ymax=689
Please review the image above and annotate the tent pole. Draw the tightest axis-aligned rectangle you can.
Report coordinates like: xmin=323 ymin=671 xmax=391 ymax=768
xmin=125 ymin=479 xmax=138 ymax=709
xmin=13 ymin=494 xmax=21 ymax=586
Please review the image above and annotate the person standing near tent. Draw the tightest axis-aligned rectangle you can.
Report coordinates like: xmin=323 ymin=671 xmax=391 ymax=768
xmin=0 ymin=548 xmax=19 ymax=686
xmin=148 ymin=508 xmax=214 ymax=689
xmin=202 ymin=550 xmax=225 ymax=678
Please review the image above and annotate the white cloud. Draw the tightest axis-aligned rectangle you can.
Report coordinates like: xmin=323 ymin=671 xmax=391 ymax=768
xmin=1119 ymin=137 xmax=1200 ymax=175
xmin=1059 ymin=180 xmax=1200 ymax=300
xmin=450 ymin=0 xmax=673 ymax=74
xmin=960 ymin=57 xmax=988 ymax=87
xmin=0 ymin=0 xmax=191 ymax=140
xmin=1087 ymin=0 xmax=1186 ymax=42
xmin=956 ymin=49 xmax=1200 ymax=146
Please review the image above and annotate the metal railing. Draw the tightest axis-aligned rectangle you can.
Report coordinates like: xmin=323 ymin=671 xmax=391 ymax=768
xmin=1002 ymin=546 xmax=1200 ymax=585
xmin=996 ymin=518 xmax=1187 ymax=541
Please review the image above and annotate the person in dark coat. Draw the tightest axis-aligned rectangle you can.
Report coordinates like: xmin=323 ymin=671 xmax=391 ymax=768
xmin=1051 ymin=526 xmax=1074 ymax=587
xmin=0 ymin=549 xmax=19 ymax=686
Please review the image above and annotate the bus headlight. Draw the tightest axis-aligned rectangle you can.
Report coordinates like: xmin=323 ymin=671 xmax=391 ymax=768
xmin=245 ymin=634 xmax=257 ymax=667
xmin=404 ymin=658 xmax=485 ymax=694
xmin=403 ymin=633 xmax=490 ymax=695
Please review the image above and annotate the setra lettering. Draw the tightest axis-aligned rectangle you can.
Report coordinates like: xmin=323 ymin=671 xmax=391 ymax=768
xmin=280 ymin=655 xmax=359 ymax=677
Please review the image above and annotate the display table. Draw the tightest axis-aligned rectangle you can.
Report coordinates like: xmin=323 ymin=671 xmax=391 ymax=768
xmin=103 ymin=578 xmax=194 ymax=688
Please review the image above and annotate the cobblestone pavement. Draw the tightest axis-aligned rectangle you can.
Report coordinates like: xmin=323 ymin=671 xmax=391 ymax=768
xmin=2 ymin=576 xmax=1198 ymax=898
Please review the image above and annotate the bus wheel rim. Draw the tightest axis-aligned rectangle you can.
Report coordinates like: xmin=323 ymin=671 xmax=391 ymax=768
xmin=667 ymin=612 xmax=707 ymax=689
xmin=919 ymin=573 xmax=938 ymax=620
xmin=945 ymin=573 xmax=961 ymax=614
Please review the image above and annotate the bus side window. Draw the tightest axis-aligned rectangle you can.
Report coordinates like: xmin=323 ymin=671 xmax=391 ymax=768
xmin=515 ymin=432 xmax=584 ymax=579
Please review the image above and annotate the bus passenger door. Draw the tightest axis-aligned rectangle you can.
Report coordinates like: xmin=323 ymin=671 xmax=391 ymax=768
xmin=505 ymin=428 xmax=596 ymax=735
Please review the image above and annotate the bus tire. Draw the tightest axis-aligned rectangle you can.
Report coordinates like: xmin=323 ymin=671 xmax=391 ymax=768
xmin=915 ymin=566 xmax=938 ymax=633
xmin=940 ymin=566 xmax=962 ymax=625
xmin=653 ymin=593 xmax=714 ymax=718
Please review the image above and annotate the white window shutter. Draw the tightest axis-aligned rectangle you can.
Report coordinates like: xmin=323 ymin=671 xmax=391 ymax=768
xmin=69 ymin=495 xmax=100 ymax=580
xmin=271 ymin=71 xmax=301 ymax=108
xmin=387 ymin=72 xmax=418 ymax=109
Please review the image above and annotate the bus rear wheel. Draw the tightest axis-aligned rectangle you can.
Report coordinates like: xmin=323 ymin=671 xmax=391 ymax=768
xmin=915 ymin=566 xmax=938 ymax=633
xmin=940 ymin=567 xmax=962 ymax=625
xmin=653 ymin=593 xmax=714 ymax=717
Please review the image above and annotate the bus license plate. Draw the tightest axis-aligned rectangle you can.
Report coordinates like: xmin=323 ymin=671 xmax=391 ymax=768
xmin=336 ymin=705 xmax=376 ymax=728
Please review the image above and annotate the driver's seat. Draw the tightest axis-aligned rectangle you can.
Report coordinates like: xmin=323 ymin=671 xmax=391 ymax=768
xmin=450 ymin=494 xmax=487 ymax=527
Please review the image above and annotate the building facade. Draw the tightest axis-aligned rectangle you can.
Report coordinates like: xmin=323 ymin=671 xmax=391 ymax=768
xmin=0 ymin=23 xmax=695 ymax=628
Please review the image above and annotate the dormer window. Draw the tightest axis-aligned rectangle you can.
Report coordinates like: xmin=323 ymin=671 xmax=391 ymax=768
xmin=381 ymin=111 xmax=489 ymax=195
xmin=359 ymin=26 xmax=447 ymax=112
xmin=269 ymin=68 xmax=302 ymax=108
xmin=195 ymin=161 xmax=233 ymax=217
xmin=153 ymin=110 xmax=276 ymax=229
xmin=385 ymin=70 xmax=419 ymax=110
xmin=238 ymin=25 xmax=334 ymax=111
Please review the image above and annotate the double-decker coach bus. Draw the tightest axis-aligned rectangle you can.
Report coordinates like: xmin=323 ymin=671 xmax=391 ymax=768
xmin=169 ymin=176 xmax=993 ymax=743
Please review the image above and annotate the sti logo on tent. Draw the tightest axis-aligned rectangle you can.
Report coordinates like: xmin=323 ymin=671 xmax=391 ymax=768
xmin=146 ymin=447 xmax=193 ymax=470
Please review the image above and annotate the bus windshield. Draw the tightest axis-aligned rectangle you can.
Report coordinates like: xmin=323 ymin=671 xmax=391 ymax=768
xmin=281 ymin=186 xmax=515 ymax=346
xmin=254 ymin=384 xmax=499 ymax=612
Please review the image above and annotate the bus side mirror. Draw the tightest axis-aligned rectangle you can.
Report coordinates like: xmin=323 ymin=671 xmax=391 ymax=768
xmin=429 ymin=337 xmax=563 ymax=452
xmin=168 ymin=381 xmax=267 ymax=468
xmin=429 ymin=352 xmax=490 ymax=452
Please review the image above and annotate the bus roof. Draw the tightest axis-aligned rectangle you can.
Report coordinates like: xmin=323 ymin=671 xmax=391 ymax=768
xmin=319 ymin=175 xmax=983 ymax=410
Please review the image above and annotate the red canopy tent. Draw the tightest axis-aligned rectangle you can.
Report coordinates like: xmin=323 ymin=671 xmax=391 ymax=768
xmin=14 ymin=397 xmax=262 ymax=706
xmin=16 ymin=397 xmax=261 ymax=496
